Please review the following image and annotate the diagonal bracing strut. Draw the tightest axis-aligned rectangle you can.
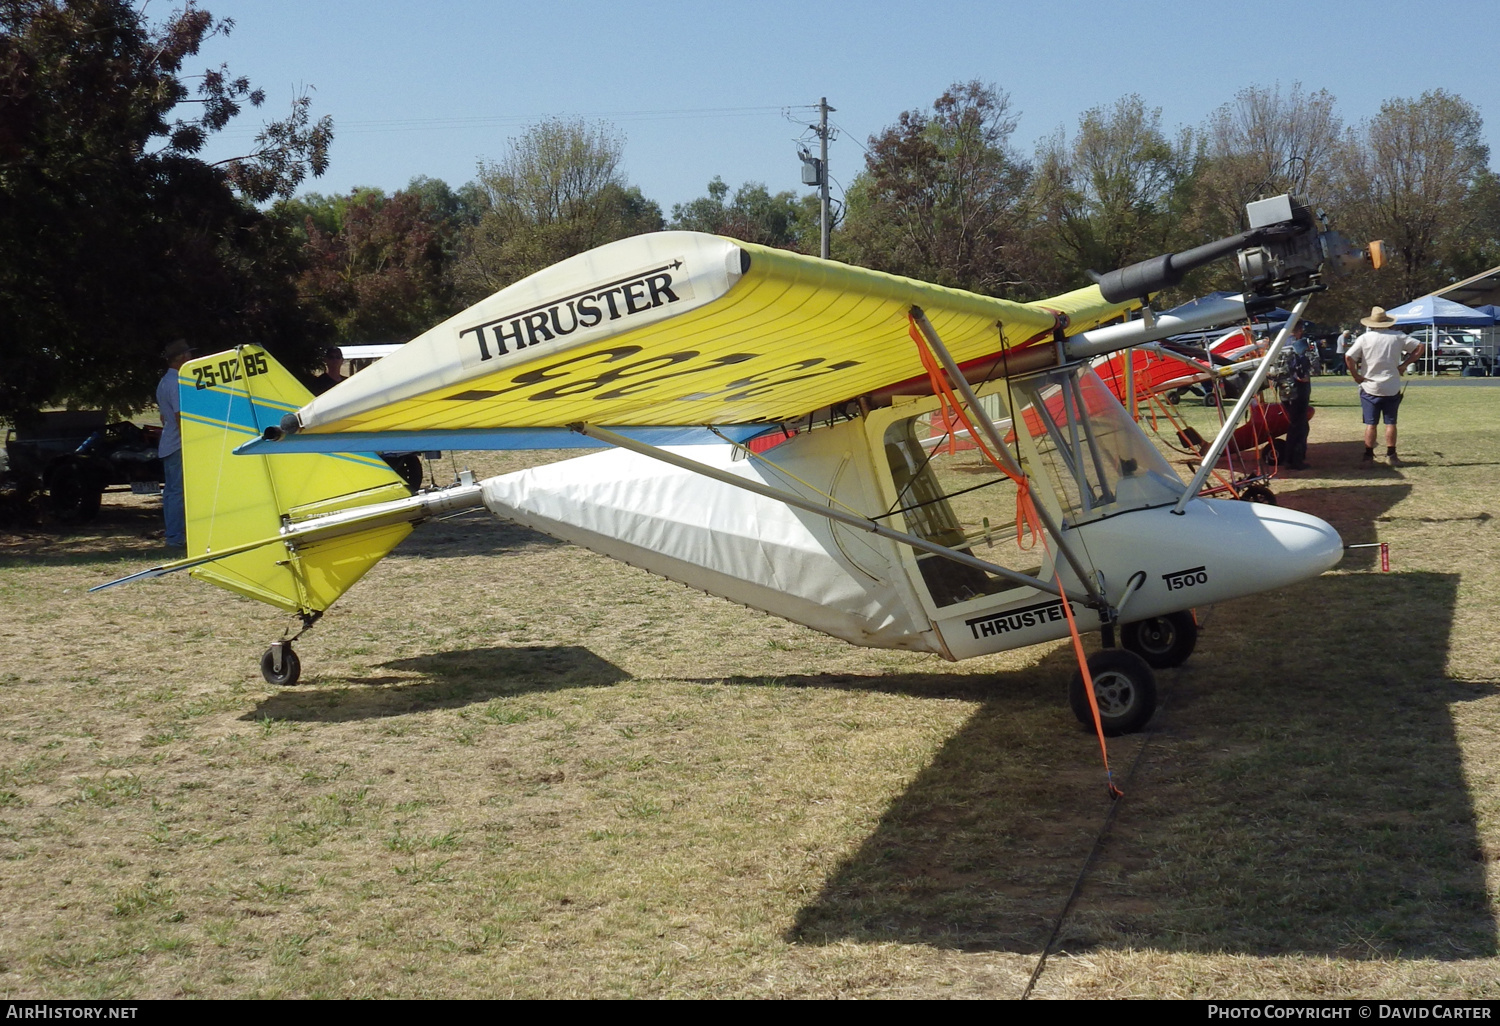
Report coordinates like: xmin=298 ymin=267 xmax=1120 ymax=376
xmin=907 ymin=306 xmax=1106 ymax=608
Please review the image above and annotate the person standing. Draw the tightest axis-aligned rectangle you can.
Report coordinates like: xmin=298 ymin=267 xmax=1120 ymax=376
xmin=1334 ymin=327 xmax=1351 ymax=375
xmin=156 ymin=340 xmax=195 ymax=548
xmin=308 ymin=346 xmax=346 ymax=395
xmin=1278 ymin=322 xmax=1313 ymax=469
xmin=1344 ymin=307 xmax=1423 ymax=466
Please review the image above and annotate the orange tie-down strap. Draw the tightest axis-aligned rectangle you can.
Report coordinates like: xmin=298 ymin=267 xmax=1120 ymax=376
xmin=907 ymin=315 xmax=1122 ymax=799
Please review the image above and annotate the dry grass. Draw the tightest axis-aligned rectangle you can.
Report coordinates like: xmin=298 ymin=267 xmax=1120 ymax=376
xmin=1 ymin=380 xmax=1498 ymax=998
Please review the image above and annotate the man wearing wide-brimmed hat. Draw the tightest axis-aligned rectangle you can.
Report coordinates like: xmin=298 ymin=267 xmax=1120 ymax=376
xmin=156 ymin=340 xmax=197 ymax=547
xmin=1344 ymin=307 xmax=1423 ymax=466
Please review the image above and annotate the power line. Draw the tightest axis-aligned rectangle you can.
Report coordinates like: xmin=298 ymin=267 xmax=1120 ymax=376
xmin=210 ymin=104 xmax=817 ymax=139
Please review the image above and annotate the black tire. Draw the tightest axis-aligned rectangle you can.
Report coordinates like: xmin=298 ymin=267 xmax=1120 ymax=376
xmin=0 ymin=474 xmax=43 ymax=528
xmin=384 ymin=453 xmax=425 ymax=492
xmin=260 ymin=645 xmax=302 ymax=687
xmin=1259 ymin=438 xmax=1288 ymax=466
xmin=1069 ymin=649 xmax=1157 ymax=736
xmin=1121 ymin=610 xmax=1199 ymax=669
xmin=1239 ymin=483 xmax=1277 ymax=505
xmin=47 ymin=461 xmax=102 ymax=524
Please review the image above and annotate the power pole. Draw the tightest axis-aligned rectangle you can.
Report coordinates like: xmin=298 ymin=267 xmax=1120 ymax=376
xmin=817 ymin=97 xmax=833 ymax=259
xmin=798 ymin=99 xmax=835 ymax=259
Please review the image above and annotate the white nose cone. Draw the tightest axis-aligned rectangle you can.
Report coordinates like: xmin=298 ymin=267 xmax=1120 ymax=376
xmin=1201 ymin=498 xmax=1345 ymax=591
xmin=1067 ymin=498 xmax=1345 ymax=621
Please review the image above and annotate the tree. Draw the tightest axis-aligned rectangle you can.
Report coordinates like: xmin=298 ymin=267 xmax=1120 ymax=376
xmin=1191 ymin=83 xmax=1343 ymax=238
xmin=838 ymin=81 xmax=1035 ymax=296
xmin=0 ymin=0 xmax=334 ymax=419
xmin=403 ymin=175 xmax=487 ymax=250
xmin=1032 ymin=95 xmax=1195 ymax=287
xmin=1338 ymin=90 xmax=1492 ymax=303
xmin=291 ymin=187 xmax=459 ymax=345
xmin=453 ymin=119 xmax=663 ymax=299
xmin=669 ymin=176 xmax=816 ymax=251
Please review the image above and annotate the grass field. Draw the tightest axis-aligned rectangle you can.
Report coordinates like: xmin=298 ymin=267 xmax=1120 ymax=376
xmin=2 ymin=378 xmax=1499 ymax=999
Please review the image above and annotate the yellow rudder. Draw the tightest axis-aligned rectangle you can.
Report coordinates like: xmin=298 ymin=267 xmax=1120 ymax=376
xmin=178 ymin=347 xmax=415 ymax=615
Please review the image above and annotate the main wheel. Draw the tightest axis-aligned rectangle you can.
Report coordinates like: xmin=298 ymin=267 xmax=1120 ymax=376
xmin=1069 ymin=649 xmax=1157 ymax=736
xmin=1121 ymin=610 xmax=1198 ymax=669
xmin=1239 ymin=483 xmax=1277 ymax=505
xmin=260 ymin=644 xmax=302 ymax=686
xmin=384 ymin=453 xmax=425 ymax=492
xmin=1259 ymin=438 xmax=1289 ymax=466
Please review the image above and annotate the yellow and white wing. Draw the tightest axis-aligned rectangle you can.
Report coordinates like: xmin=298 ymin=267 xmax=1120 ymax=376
xmin=278 ymin=232 xmax=1136 ymax=444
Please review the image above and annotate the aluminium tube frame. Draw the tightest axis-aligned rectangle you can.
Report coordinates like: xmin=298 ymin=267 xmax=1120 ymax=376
xmin=1065 ymin=293 xmax=1251 ymax=361
xmin=907 ymin=307 xmax=1106 ymax=608
xmin=1171 ymin=294 xmax=1311 ymax=515
xmin=570 ymin=423 xmax=1092 ymax=606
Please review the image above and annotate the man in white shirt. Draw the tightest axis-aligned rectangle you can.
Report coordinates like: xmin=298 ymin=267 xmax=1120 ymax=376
xmin=1344 ymin=307 xmax=1423 ymax=466
xmin=156 ymin=340 xmax=196 ymax=547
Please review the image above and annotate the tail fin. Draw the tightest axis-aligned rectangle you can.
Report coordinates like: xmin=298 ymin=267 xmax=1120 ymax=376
xmin=179 ymin=347 xmax=415 ymax=615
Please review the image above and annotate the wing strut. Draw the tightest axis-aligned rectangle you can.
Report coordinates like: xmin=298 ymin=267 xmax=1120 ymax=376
xmin=569 ymin=423 xmax=1091 ymax=605
xmin=1172 ymin=294 xmax=1311 ymax=514
xmin=907 ymin=307 xmax=1105 ymax=607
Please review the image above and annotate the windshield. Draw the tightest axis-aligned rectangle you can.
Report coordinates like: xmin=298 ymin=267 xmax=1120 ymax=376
xmin=1009 ymin=367 xmax=1184 ymax=526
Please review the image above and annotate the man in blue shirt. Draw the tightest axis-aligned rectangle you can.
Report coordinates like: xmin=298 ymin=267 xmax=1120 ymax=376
xmin=156 ymin=340 xmax=195 ymax=548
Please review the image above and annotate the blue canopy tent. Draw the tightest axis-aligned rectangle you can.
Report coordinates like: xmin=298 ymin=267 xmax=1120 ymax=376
xmin=1386 ymin=295 xmax=1495 ymax=327
xmin=1386 ymin=296 xmax=1495 ymax=375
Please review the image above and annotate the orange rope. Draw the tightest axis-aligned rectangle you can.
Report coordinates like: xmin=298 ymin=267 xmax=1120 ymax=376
xmin=906 ymin=314 xmax=1120 ymax=798
xmin=906 ymin=320 xmax=1044 ymax=551
xmin=1053 ymin=564 xmax=1122 ymax=799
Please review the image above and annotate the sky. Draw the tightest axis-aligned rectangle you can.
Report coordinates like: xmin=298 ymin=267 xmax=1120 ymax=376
xmin=191 ymin=0 xmax=1500 ymax=214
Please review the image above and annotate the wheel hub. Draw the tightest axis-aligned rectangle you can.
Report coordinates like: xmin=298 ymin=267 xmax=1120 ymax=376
xmin=1093 ymin=670 xmax=1136 ymax=716
xmin=1139 ymin=621 xmax=1175 ymax=652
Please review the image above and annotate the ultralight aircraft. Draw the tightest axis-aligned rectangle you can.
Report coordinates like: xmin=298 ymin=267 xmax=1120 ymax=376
xmin=96 ymin=194 xmax=1380 ymax=754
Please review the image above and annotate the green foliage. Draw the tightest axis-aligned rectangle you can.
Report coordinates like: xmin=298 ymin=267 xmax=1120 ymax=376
xmin=668 ymin=176 xmax=815 ymax=251
xmin=453 ymin=119 xmax=663 ymax=300
xmin=290 ymin=186 xmax=461 ymax=345
xmin=837 ymin=81 xmax=1035 ymax=297
xmin=0 ymin=0 xmax=332 ymax=418
xmin=1032 ymin=95 xmax=1196 ymax=287
xmin=1338 ymin=90 xmax=1493 ymax=306
xmin=1192 ymin=83 xmax=1344 ymax=238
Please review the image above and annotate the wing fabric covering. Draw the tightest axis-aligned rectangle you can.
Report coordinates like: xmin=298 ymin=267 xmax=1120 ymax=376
xmin=292 ymin=232 xmax=1138 ymax=438
xmin=179 ymin=347 xmax=414 ymax=613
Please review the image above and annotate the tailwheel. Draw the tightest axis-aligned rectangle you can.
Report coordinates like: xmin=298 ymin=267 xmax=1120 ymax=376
xmin=1239 ymin=483 xmax=1277 ymax=504
xmin=1069 ymin=649 xmax=1157 ymax=736
xmin=260 ymin=641 xmax=302 ymax=687
xmin=1121 ymin=610 xmax=1198 ymax=669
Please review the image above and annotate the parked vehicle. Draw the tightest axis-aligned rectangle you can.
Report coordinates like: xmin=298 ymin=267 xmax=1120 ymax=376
xmin=1402 ymin=327 xmax=1493 ymax=374
xmin=3 ymin=411 xmax=164 ymax=524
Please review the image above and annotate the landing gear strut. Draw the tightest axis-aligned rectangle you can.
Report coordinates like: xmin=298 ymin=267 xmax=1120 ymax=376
xmin=258 ymin=611 xmax=321 ymax=687
xmin=260 ymin=641 xmax=301 ymax=686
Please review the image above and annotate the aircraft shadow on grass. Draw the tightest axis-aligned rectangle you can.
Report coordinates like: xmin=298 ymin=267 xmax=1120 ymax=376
xmin=388 ymin=510 xmax=562 ymax=561
xmin=786 ymin=473 xmax=1495 ymax=958
xmin=247 ymin=474 xmax=1494 ymax=958
xmin=244 ymin=645 xmax=629 ymax=723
